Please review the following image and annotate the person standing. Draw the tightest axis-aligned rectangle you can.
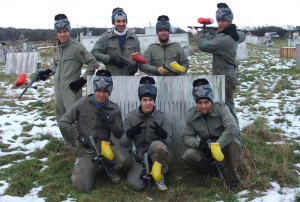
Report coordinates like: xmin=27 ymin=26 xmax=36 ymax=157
xmin=190 ymin=3 xmax=246 ymax=126
xmin=91 ymin=8 xmax=141 ymax=75
xmin=140 ymin=15 xmax=189 ymax=76
xmin=38 ymin=14 xmax=99 ymax=149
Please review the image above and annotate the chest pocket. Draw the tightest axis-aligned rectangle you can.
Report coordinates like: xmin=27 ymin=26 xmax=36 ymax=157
xmin=211 ymin=120 xmax=224 ymax=137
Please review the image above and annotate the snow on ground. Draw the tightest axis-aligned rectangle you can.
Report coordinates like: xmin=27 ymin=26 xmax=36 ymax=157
xmin=0 ymin=44 xmax=300 ymax=201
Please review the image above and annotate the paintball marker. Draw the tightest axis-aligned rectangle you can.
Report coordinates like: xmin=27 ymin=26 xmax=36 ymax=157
xmin=119 ymin=53 xmax=152 ymax=76
xmin=188 ymin=17 xmax=219 ymax=32
xmin=196 ymin=135 xmax=224 ymax=180
xmin=89 ymin=135 xmax=111 ymax=178
xmin=130 ymin=140 xmax=153 ymax=197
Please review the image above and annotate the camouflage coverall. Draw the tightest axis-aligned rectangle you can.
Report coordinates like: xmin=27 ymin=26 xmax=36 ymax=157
xmin=52 ymin=39 xmax=99 ymax=143
xmin=58 ymin=95 xmax=132 ymax=192
xmin=140 ymin=40 xmax=189 ymax=76
xmin=181 ymin=102 xmax=243 ymax=185
xmin=91 ymin=29 xmax=141 ymax=75
xmin=120 ymin=107 xmax=172 ymax=190
xmin=194 ymin=26 xmax=246 ymax=124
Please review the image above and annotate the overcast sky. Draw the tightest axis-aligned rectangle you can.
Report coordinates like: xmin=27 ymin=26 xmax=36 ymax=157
xmin=1 ymin=0 xmax=299 ymax=31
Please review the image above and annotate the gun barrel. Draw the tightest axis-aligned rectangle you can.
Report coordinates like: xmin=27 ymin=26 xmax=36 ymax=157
xmin=18 ymin=73 xmax=40 ymax=99
xmin=162 ymin=64 xmax=179 ymax=75
xmin=89 ymin=135 xmax=111 ymax=177
xmin=188 ymin=26 xmax=219 ymax=30
xmin=120 ymin=55 xmax=134 ymax=65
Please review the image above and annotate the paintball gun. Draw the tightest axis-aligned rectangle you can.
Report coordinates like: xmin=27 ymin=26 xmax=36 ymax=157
xmin=188 ymin=17 xmax=219 ymax=32
xmin=16 ymin=68 xmax=55 ymax=99
xmin=89 ymin=135 xmax=111 ymax=178
xmin=196 ymin=135 xmax=224 ymax=180
xmin=162 ymin=62 xmax=186 ymax=76
xmin=130 ymin=140 xmax=153 ymax=197
xmin=119 ymin=52 xmax=152 ymax=76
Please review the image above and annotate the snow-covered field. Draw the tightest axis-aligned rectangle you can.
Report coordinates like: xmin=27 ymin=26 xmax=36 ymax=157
xmin=0 ymin=43 xmax=300 ymax=201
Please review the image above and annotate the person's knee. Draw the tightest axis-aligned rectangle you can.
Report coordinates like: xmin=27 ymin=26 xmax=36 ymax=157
xmin=72 ymin=175 xmax=93 ymax=192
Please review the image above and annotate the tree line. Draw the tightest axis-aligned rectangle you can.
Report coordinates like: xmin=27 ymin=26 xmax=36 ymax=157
xmin=0 ymin=25 xmax=299 ymax=42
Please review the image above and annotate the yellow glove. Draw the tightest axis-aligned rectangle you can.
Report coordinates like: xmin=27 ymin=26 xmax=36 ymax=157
xmin=101 ymin=141 xmax=114 ymax=160
xmin=158 ymin=66 xmax=169 ymax=75
xmin=150 ymin=161 xmax=162 ymax=182
xmin=170 ymin=61 xmax=186 ymax=73
xmin=211 ymin=143 xmax=224 ymax=161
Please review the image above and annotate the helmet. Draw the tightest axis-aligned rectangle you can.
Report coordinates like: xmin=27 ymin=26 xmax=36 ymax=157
xmin=192 ymin=78 xmax=214 ymax=103
xmin=138 ymin=77 xmax=157 ymax=101
xmin=54 ymin=14 xmax=71 ymax=33
xmin=93 ymin=70 xmax=113 ymax=94
xmin=111 ymin=7 xmax=127 ymax=25
xmin=216 ymin=3 xmax=233 ymax=23
xmin=156 ymin=15 xmax=170 ymax=33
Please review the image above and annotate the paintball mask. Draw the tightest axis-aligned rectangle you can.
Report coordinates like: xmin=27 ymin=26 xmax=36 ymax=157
xmin=138 ymin=77 xmax=157 ymax=101
xmin=216 ymin=3 xmax=233 ymax=23
xmin=192 ymin=78 xmax=214 ymax=103
xmin=54 ymin=14 xmax=71 ymax=33
xmin=111 ymin=7 xmax=127 ymax=25
xmin=93 ymin=70 xmax=113 ymax=94
xmin=156 ymin=15 xmax=170 ymax=33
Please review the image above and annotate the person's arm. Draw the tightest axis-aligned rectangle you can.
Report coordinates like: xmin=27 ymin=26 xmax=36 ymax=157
xmin=109 ymin=110 xmax=125 ymax=139
xmin=178 ymin=46 xmax=189 ymax=74
xmin=160 ymin=116 xmax=173 ymax=148
xmin=77 ymin=46 xmax=99 ymax=80
xmin=139 ymin=46 xmax=160 ymax=75
xmin=181 ymin=115 xmax=200 ymax=149
xmin=215 ymin=104 xmax=238 ymax=148
xmin=58 ymin=103 xmax=80 ymax=147
xmin=194 ymin=34 xmax=223 ymax=55
xmin=91 ymin=36 xmax=110 ymax=64
xmin=238 ymin=31 xmax=246 ymax=44
xmin=120 ymin=116 xmax=132 ymax=148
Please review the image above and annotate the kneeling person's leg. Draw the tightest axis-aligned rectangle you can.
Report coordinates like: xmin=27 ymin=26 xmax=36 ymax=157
xmin=148 ymin=141 xmax=169 ymax=174
xmin=182 ymin=148 xmax=215 ymax=173
xmin=71 ymin=154 xmax=99 ymax=192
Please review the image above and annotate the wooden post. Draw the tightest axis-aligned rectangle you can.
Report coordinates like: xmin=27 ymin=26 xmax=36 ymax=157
xmin=280 ymin=47 xmax=296 ymax=59
xmin=296 ymin=44 xmax=300 ymax=70
xmin=86 ymin=75 xmax=225 ymax=162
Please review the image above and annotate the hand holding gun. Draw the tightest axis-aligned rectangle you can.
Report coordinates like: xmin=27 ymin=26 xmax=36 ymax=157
xmin=89 ymin=135 xmax=111 ymax=177
xmin=196 ymin=135 xmax=224 ymax=180
xmin=119 ymin=53 xmax=152 ymax=76
xmin=130 ymin=140 xmax=153 ymax=197
xmin=188 ymin=17 xmax=219 ymax=34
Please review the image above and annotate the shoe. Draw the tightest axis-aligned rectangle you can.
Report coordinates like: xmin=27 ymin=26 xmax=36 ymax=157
xmin=110 ymin=173 xmax=121 ymax=184
xmin=227 ymin=184 xmax=237 ymax=192
xmin=154 ymin=175 xmax=167 ymax=191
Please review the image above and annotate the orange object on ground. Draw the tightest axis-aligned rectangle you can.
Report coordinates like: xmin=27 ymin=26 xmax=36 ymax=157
xmin=15 ymin=73 xmax=26 ymax=87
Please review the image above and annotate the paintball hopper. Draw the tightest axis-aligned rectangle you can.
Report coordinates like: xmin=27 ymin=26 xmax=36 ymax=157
xmin=170 ymin=61 xmax=186 ymax=73
xmin=198 ymin=18 xmax=214 ymax=25
xmin=211 ymin=143 xmax=224 ymax=161
xmin=150 ymin=161 xmax=162 ymax=182
xmin=15 ymin=73 xmax=26 ymax=88
xmin=131 ymin=52 xmax=147 ymax=64
xmin=101 ymin=141 xmax=114 ymax=160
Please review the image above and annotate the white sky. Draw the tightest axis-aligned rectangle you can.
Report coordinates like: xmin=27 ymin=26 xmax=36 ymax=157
xmin=0 ymin=0 xmax=299 ymax=30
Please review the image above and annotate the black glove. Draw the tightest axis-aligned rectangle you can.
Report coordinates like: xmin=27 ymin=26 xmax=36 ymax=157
xmin=95 ymin=109 xmax=115 ymax=125
xmin=129 ymin=63 xmax=138 ymax=75
xmin=109 ymin=55 xmax=124 ymax=68
xmin=126 ymin=121 xmax=146 ymax=138
xmin=77 ymin=134 xmax=91 ymax=149
xmin=150 ymin=121 xmax=168 ymax=140
xmin=199 ymin=140 xmax=212 ymax=160
xmin=69 ymin=77 xmax=87 ymax=93
xmin=37 ymin=69 xmax=52 ymax=81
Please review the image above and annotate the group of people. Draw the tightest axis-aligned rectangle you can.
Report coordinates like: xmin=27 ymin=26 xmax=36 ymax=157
xmin=37 ymin=2 xmax=245 ymax=193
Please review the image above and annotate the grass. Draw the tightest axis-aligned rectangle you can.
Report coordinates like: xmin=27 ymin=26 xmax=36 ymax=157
xmin=1 ymin=38 xmax=300 ymax=201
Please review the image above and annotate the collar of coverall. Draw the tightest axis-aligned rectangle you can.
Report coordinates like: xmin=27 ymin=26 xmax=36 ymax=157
xmin=138 ymin=105 xmax=156 ymax=116
xmin=155 ymin=39 xmax=174 ymax=45
xmin=192 ymin=106 xmax=215 ymax=121
xmin=57 ymin=38 xmax=71 ymax=47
